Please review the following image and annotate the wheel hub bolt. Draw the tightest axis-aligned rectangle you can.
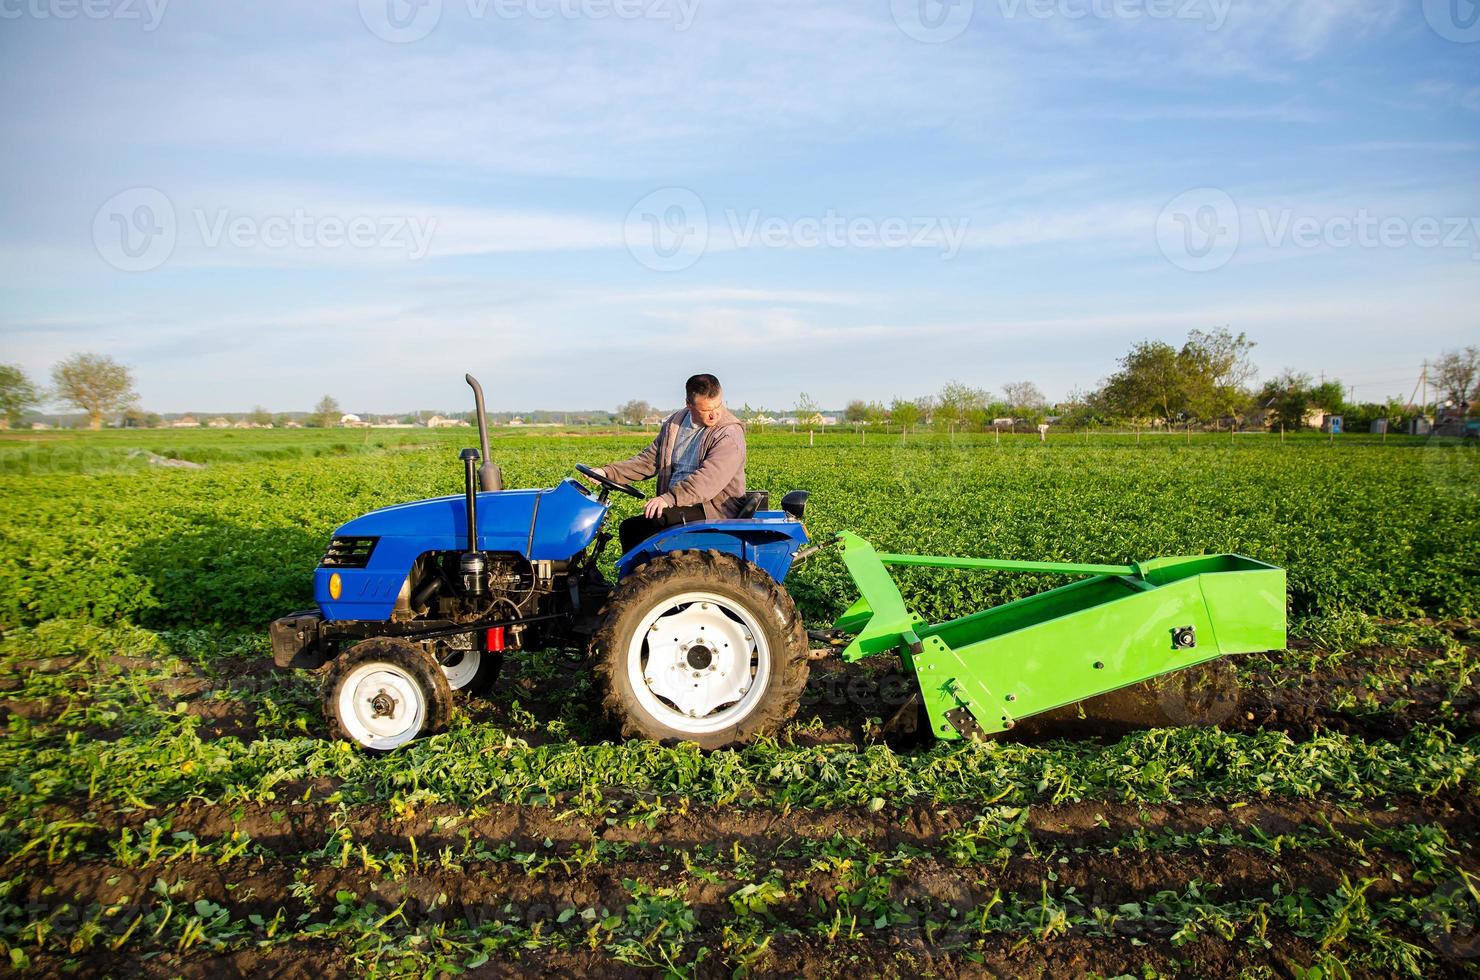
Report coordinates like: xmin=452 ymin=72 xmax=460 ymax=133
xmin=369 ymin=689 xmax=398 ymax=719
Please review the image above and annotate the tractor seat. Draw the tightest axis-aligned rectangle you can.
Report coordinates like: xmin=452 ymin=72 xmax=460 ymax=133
xmin=734 ymin=491 xmax=769 ymax=519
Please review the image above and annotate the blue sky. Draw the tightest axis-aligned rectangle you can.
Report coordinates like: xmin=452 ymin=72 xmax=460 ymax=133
xmin=1 ymin=0 xmax=1477 ymax=413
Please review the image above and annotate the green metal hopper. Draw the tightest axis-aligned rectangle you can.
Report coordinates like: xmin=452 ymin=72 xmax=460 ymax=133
xmin=832 ymin=532 xmax=1286 ymax=739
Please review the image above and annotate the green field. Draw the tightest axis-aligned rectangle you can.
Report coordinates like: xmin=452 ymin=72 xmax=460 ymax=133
xmin=1 ymin=428 xmax=1477 ymax=977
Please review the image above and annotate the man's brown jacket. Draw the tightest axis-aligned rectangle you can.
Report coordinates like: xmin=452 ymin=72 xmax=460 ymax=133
xmin=603 ymin=407 xmax=747 ymax=519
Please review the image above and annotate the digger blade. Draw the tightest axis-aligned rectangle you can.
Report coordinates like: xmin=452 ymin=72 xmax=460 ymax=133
xmin=1009 ymin=660 xmax=1242 ymax=740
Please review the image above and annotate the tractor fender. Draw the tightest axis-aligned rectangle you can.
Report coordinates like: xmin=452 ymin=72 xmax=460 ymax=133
xmin=615 ymin=514 xmax=808 ymax=584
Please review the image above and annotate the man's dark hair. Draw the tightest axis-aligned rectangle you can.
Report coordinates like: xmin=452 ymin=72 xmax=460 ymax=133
xmin=686 ymin=374 xmax=722 ymax=401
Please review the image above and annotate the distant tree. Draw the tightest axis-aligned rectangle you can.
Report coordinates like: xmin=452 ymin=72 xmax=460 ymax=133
xmin=0 ymin=363 xmax=41 ymax=427
xmin=1181 ymin=328 xmax=1257 ymax=422
xmin=914 ymin=395 xmax=936 ymax=426
xmin=1098 ymin=330 xmax=1256 ymax=425
xmin=1309 ymin=379 xmax=1346 ymax=414
xmin=1002 ymin=381 xmax=1048 ymax=415
xmin=1433 ymin=346 xmax=1480 ymax=409
xmin=1100 ymin=340 xmax=1183 ymax=425
xmin=1254 ymin=370 xmax=1304 ymax=430
xmin=1254 ymin=370 xmax=1343 ymax=430
xmin=794 ymin=392 xmax=821 ymax=427
xmin=51 ymin=353 xmax=137 ymax=430
xmin=312 ymin=395 xmax=340 ymax=428
xmin=248 ymin=405 xmax=273 ymax=426
xmin=1058 ymin=387 xmax=1109 ymax=427
xmin=864 ymin=401 xmax=889 ymax=427
xmin=617 ymin=399 xmax=652 ymax=425
xmin=121 ymin=407 xmax=159 ymax=428
xmin=934 ymin=381 xmax=989 ymax=431
xmin=932 ymin=398 xmax=958 ymax=432
xmin=890 ymin=397 xmax=920 ymax=434
xmin=844 ymin=399 xmax=870 ymax=423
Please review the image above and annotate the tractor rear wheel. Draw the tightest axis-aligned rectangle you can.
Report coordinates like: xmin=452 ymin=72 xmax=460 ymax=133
xmin=593 ymin=550 xmax=809 ymax=749
xmin=324 ymin=637 xmax=452 ymax=751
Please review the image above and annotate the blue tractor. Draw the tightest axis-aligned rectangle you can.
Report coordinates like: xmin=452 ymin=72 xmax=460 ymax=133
xmin=274 ymin=376 xmax=1285 ymax=752
xmin=271 ymin=376 xmax=814 ymax=751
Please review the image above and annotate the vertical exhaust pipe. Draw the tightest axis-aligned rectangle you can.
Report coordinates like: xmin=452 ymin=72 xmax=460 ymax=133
xmin=464 ymin=374 xmax=503 ymax=491
xmin=459 ymin=448 xmax=486 ymax=596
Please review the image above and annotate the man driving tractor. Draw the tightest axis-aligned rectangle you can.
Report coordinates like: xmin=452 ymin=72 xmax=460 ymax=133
xmin=588 ymin=373 xmax=747 ymax=553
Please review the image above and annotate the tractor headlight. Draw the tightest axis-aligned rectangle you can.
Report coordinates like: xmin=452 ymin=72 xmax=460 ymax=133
xmin=328 ymin=573 xmax=342 ymax=600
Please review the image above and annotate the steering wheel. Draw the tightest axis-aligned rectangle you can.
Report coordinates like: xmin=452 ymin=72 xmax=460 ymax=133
xmin=575 ymin=464 xmax=644 ymax=500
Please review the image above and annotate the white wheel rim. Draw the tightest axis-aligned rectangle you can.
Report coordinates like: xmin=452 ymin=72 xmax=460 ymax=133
xmin=441 ymin=648 xmax=482 ymax=690
xmin=626 ymin=590 xmax=771 ymax=735
xmin=336 ymin=662 xmax=427 ymax=750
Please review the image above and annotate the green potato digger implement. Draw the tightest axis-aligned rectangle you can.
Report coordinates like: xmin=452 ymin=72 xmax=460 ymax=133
xmin=826 ymin=532 xmax=1286 ymax=739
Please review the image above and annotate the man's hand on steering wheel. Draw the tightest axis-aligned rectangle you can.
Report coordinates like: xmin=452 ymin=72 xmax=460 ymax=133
xmin=575 ymin=463 xmax=644 ymax=500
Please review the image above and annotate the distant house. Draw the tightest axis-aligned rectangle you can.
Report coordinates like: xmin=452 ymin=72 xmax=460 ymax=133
xmin=170 ymin=415 xmax=200 ymax=428
xmin=207 ymin=417 xmax=231 ymax=428
xmin=817 ymin=415 xmax=838 ymax=426
xmin=748 ymin=415 xmax=777 ymax=426
xmin=29 ymin=422 xmax=52 ymax=430
xmin=426 ymin=415 xmax=470 ymax=428
xmin=640 ymin=414 xmax=666 ymax=426
xmin=507 ymin=417 xmax=525 ymax=427
xmin=340 ymin=413 xmax=371 ymax=428
xmin=991 ymin=417 xmax=1014 ymax=428
xmin=283 ymin=419 xmax=303 ymax=429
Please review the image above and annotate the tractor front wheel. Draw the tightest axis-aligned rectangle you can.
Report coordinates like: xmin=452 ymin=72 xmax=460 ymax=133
xmin=592 ymin=550 xmax=809 ymax=749
xmin=324 ymin=638 xmax=452 ymax=751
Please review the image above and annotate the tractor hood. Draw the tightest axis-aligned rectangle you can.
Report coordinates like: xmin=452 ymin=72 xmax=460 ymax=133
xmin=334 ymin=478 xmax=608 ymax=561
